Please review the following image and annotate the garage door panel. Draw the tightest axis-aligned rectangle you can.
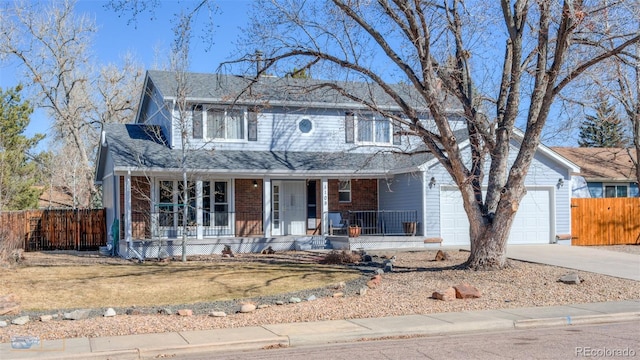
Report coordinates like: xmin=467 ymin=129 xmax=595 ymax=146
xmin=440 ymin=188 xmax=551 ymax=245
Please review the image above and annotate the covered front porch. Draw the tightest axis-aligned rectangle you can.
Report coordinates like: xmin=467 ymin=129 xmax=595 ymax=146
xmin=112 ymin=171 xmax=426 ymax=259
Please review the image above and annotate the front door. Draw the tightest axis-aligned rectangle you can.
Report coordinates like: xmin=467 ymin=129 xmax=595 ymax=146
xmin=272 ymin=180 xmax=306 ymax=235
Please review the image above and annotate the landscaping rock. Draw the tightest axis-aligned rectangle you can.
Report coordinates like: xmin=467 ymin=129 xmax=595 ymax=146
xmin=257 ymin=304 xmax=270 ymax=309
xmin=332 ymin=292 xmax=344 ymax=298
xmin=39 ymin=315 xmax=54 ymax=322
xmin=383 ymin=262 xmax=393 ymax=273
xmin=275 ymin=300 xmax=284 ymax=305
xmin=363 ymin=254 xmax=373 ymax=262
xmin=453 ymin=284 xmax=482 ymax=299
xmin=12 ymin=316 xmax=30 ymax=325
xmin=64 ymin=309 xmax=91 ymax=320
xmin=177 ymin=309 xmax=193 ymax=316
xmin=103 ymin=308 xmax=116 ymax=317
xmin=432 ymin=287 xmax=456 ymax=301
xmin=289 ymin=297 xmax=302 ymax=303
xmin=558 ymin=273 xmax=583 ymax=284
xmin=209 ymin=311 xmax=227 ymax=317
xmin=125 ymin=308 xmax=142 ymax=315
xmin=0 ymin=320 xmax=7 ymax=328
xmin=375 ymin=268 xmax=384 ymax=275
xmin=157 ymin=308 xmax=173 ymax=315
xmin=357 ymin=287 xmax=368 ymax=296
xmin=239 ymin=304 xmax=256 ymax=313
xmin=435 ymin=250 xmax=450 ymax=261
xmin=306 ymin=295 xmax=317 ymax=301
xmin=367 ymin=274 xmax=382 ymax=288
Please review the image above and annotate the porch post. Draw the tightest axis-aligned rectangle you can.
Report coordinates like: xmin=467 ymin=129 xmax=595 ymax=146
xmin=124 ymin=171 xmax=132 ymax=243
xmin=196 ymin=180 xmax=203 ymax=239
xmin=150 ymin=179 xmax=157 ymax=238
xmin=263 ymin=177 xmax=271 ymax=237
xmin=321 ymin=177 xmax=329 ymax=235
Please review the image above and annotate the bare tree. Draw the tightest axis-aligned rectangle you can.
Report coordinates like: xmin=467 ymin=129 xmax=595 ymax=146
xmin=237 ymin=0 xmax=640 ymax=269
xmin=0 ymin=0 xmax=144 ymax=208
xmin=569 ymin=2 xmax=639 ymax=184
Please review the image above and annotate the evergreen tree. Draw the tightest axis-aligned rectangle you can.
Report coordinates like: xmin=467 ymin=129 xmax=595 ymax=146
xmin=578 ymin=98 xmax=628 ymax=147
xmin=0 ymin=85 xmax=44 ymax=210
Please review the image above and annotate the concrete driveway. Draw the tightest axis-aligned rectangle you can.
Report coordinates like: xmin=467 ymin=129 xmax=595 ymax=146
xmin=506 ymin=245 xmax=640 ymax=281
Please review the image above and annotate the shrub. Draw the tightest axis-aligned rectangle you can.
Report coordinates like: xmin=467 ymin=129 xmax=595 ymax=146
xmin=320 ymin=250 xmax=361 ymax=265
xmin=0 ymin=227 xmax=24 ymax=267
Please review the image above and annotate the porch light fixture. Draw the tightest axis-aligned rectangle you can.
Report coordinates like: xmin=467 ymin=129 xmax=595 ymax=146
xmin=429 ymin=177 xmax=436 ymax=188
xmin=253 ymin=180 xmax=258 ymax=188
xmin=557 ymin=178 xmax=564 ymax=188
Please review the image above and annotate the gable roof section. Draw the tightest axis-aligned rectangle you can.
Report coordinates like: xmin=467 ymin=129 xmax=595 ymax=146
xmin=144 ymin=70 xmax=463 ymax=113
xmin=421 ymin=128 xmax=579 ymax=173
xmin=102 ymin=124 xmax=438 ymax=177
xmin=551 ymin=147 xmax=637 ymax=182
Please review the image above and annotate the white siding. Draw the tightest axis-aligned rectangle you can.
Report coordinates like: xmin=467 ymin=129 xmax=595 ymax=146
xmin=171 ymin=105 xmax=425 ymax=154
xmin=426 ymin=139 xmax=572 ymax=239
xmin=141 ymin=84 xmax=173 ymax=146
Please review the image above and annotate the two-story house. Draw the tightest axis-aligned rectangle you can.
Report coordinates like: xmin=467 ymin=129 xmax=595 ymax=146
xmin=95 ymin=70 xmax=579 ymax=259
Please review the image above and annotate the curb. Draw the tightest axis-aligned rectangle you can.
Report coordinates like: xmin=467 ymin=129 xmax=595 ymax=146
xmin=514 ymin=312 xmax=640 ymax=329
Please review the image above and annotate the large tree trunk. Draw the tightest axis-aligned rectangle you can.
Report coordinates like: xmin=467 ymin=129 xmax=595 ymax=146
xmin=466 ymin=222 xmax=512 ymax=270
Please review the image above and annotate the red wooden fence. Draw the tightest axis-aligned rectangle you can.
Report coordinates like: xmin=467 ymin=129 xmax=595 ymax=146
xmin=0 ymin=209 xmax=106 ymax=251
xmin=571 ymin=198 xmax=640 ymax=246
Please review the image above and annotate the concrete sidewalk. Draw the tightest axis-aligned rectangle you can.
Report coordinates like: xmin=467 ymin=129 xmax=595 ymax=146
xmin=2 ymin=300 xmax=638 ymax=360
xmin=506 ymin=245 xmax=640 ymax=281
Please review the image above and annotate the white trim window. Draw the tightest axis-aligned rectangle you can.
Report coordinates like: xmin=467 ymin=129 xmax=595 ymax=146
xmin=157 ymin=180 xmax=197 ymax=227
xmin=207 ymin=108 xmax=245 ymax=140
xmin=202 ymin=181 xmax=230 ymax=227
xmin=604 ymin=183 xmax=628 ymax=198
xmin=357 ymin=113 xmax=391 ymax=144
xmin=338 ymin=180 xmax=351 ymax=202
xmin=156 ymin=179 xmax=231 ymax=230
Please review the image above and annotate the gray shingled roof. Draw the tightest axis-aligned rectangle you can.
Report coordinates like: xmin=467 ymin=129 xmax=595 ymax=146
xmin=103 ymin=124 xmax=439 ymax=176
xmin=146 ymin=70 xmax=460 ymax=111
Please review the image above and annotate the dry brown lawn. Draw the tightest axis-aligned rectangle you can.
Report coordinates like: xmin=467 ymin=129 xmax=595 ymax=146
xmin=0 ymin=251 xmax=360 ymax=311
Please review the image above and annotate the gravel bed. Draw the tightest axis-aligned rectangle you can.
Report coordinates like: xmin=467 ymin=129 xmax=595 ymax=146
xmin=1 ymin=249 xmax=639 ymax=343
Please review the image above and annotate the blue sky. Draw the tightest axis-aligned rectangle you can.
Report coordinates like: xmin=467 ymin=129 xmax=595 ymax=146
xmin=0 ymin=0 xmax=251 ymax=146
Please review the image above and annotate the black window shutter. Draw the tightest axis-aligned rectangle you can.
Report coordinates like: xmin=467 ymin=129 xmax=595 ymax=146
xmin=248 ymin=109 xmax=258 ymax=141
xmin=393 ymin=119 xmax=401 ymax=145
xmin=193 ymin=105 xmax=203 ymax=139
xmin=345 ymin=112 xmax=354 ymax=143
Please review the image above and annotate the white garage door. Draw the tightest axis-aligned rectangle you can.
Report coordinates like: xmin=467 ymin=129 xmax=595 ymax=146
xmin=440 ymin=187 xmax=552 ymax=245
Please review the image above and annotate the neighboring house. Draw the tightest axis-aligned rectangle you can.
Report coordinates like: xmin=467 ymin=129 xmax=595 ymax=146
xmin=552 ymin=147 xmax=638 ymax=198
xmin=36 ymin=186 xmax=74 ymax=209
xmin=95 ymin=70 xmax=579 ymax=258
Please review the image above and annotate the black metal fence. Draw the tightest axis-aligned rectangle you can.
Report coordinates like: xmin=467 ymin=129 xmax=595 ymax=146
xmin=125 ymin=210 xmax=264 ymax=239
xmin=329 ymin=210 xmax=419 ymax=236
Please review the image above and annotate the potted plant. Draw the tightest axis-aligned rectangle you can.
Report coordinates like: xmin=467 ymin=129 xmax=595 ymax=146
xmin=348 ymin=225 xmax=361 ymax=238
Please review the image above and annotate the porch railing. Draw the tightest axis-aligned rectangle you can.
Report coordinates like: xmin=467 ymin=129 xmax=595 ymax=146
xmin=124 ymin=210 xmax=264 ymax=239
xmin=330 ymin=210 xmax=419 ymax=236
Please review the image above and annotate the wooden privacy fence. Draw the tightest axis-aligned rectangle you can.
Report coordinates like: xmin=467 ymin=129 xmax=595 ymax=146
xmin=571 ymin=198 xmax=640 ymax=246
xmin=0 ymin=209 xmax=106 ymax=251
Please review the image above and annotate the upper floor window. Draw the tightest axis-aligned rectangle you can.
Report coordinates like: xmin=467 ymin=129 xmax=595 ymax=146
xmin=207 ymin=108 xmax=244 ymax=140
xmin=358 ymin=113 xmax=390 ymax=143
xmin=345 ymin=112 xmax=401 ymax=145
xmin=190 ymin=105 xmax=258 ymax=142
